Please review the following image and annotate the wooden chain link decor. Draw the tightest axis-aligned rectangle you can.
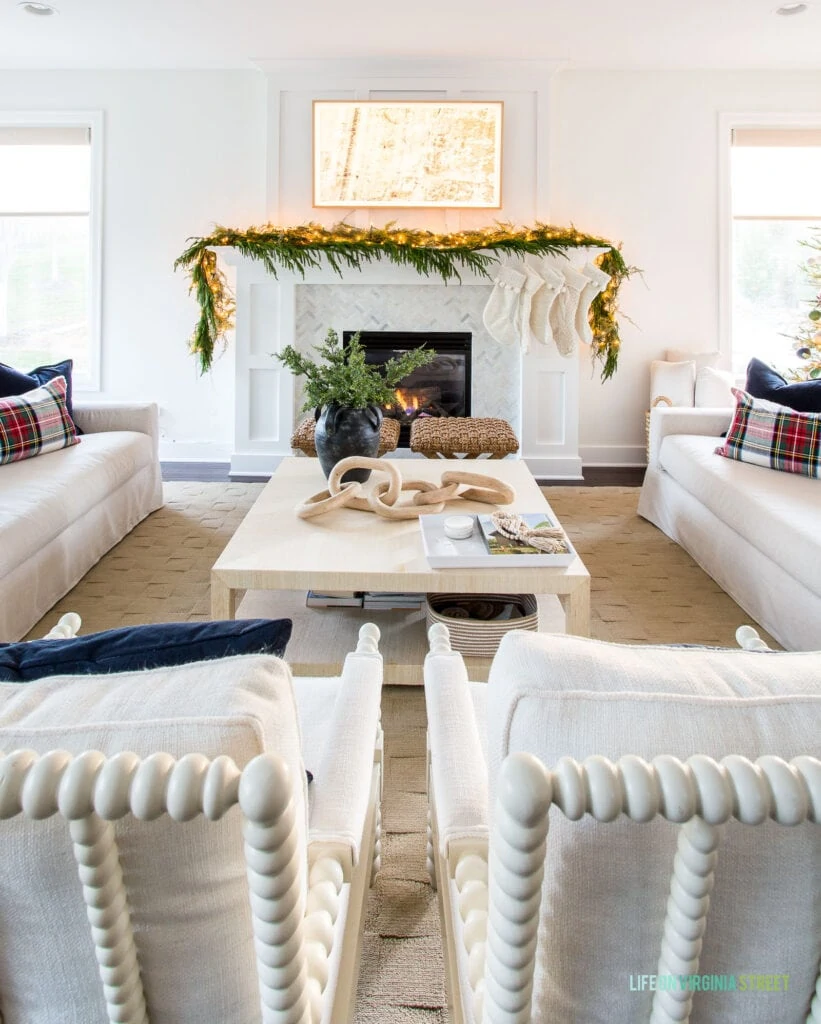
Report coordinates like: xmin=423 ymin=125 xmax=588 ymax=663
xmin=295 ymin=456 xmax=516 ymax=521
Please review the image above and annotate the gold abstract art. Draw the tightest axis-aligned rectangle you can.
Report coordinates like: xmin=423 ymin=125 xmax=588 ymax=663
xmin=313 ymin=100 xmax=503 ymax=209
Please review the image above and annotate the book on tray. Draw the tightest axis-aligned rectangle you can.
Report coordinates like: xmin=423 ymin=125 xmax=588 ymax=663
xmin=305 ymin=590 xmax=363 ymax=608
xmin=362 ymin=592 xmax=425 ymax=611
xmin=477 ymin=513 xmax=571 ymax=556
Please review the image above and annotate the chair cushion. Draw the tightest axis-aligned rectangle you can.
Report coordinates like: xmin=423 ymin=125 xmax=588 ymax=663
xmin=0 ymin=618 xmax=292 ymax=681
xmin=746 ymin=356 xmax=821 ymax=413
xmin=0 ymin=429 xmax=155 ymax=579
xmin=486 ymin=631 xmax=821 ymax=1024
xmin=0 ymin=654 xmax=307 ymax=1024
xmin=469 ymin=680 xmax=487 ymax=764
xmin=0 ymin=377 xmax=79 ymax=465
xmin=716 ymin=388 xmax=821 ymax=478
xmin=291 ymin=675 xmax=342 ymax=810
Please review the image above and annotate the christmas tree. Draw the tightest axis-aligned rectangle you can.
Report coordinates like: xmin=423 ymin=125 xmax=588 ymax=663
xmin=788 ymin=229 xmax=821 ymax=380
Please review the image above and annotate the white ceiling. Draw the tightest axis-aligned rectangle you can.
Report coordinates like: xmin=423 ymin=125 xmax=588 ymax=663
xmin=1 ymin=0 xmax=820 ymax=71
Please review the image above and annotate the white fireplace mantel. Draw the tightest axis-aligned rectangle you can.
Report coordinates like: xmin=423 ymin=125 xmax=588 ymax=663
xmin=222 ymin=250 xmax=582 ymax=480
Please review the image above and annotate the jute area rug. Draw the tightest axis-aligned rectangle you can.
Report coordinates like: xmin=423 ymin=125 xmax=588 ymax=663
xmin=29 ymin=483 xmax=777 ymax=1023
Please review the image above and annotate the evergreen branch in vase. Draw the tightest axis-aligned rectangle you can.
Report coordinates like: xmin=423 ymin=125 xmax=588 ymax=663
xmin=276 ymin=329 xmax=437 ymax=412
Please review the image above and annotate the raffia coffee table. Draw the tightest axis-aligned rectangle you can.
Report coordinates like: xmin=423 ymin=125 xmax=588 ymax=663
xmin=211 ymin=457 xmax=590 ymax=683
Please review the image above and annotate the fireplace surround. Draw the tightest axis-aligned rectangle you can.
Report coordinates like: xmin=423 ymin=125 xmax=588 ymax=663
xmin=220 ymin=253 xmax=582 ymax=479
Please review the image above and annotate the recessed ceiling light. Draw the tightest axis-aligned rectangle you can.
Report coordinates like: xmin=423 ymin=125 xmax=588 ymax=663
xmin=18 ymin=1 xmax=58 ymax=14
xmin=775 ymin=2 xmax=809 ymax=13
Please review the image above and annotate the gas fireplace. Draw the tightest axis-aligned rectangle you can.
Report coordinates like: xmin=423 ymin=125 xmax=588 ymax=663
xmin=343 ymin=331 xmax=471 ymax=447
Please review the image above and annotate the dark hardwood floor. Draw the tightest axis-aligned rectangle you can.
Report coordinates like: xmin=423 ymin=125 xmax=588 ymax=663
xmin=161 ymin=461 xmax=645 ymax=486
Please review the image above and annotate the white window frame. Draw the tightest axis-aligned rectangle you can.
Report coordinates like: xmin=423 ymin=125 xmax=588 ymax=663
xmin=718 ymin=110 xmax=821 ymax=371
xmin=0 ymin=109 xmax=104 ymax=391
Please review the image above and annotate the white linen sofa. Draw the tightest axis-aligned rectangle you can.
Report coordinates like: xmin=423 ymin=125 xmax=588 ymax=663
xmin=0 ymin=401 xmax=163 ymax=642
xmin=638 ymin=406 xmax=821 ymax=651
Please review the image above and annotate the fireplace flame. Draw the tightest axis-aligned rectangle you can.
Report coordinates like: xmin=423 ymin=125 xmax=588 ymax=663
xmin=393 ymin=389 xmax=419 ymax=412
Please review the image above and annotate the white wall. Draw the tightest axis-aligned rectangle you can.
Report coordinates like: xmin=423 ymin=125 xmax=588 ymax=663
xmin=0 ymin=70 xmax=266 ymax=461
xmin=550 ymin=69 xmax=821 ymax=465
xmin=3 ymin=67 xmax=820 ymax=466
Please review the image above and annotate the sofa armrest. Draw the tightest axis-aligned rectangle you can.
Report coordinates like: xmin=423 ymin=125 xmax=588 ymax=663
xmin=647 ymin=406 xmax=733 ymax=468
xmin=424 ymin=643 xmax=488 ymax=858
xmin=308 ymin=636 xmax=383 ymax=868
xmin=73 ymin=402 xmax=160 ymax=459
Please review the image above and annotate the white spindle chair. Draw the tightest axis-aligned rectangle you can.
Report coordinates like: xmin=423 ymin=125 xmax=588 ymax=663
xmin=0 ymin=622 xmax=383 ymax=1024
xmin=424 ymin=624 xmax=821 ymax=1024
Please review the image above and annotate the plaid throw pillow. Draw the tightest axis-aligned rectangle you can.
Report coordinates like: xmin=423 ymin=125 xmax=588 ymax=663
xmin=715 ymin=388 xmax=821 ymax=478
xmin=0 ymin=376 xmax=80 ymax=465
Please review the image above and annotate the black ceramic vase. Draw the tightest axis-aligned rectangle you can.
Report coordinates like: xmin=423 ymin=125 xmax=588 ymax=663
xmin=314 ymin=403 xmax=383 ymax=482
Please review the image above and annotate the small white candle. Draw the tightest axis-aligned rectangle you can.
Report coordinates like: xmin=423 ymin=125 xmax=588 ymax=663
xmin=444 ymin=515 xmax=474 ymax=540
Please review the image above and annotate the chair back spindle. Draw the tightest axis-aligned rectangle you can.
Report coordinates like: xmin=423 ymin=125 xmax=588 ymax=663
xmin=481 ymin=752 xmax=821 ymax=1024
xmin=0 ymin=748 xmax=315 ymax=1024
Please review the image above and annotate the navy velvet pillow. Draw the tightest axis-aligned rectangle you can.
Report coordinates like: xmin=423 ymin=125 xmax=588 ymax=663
xmin=0 ymin=618 xmax=292 ymax=682
xmin=746 ymin=357 xmax=821 ymax=413
xmin=0 ymin=359 xmax=79 ymax=426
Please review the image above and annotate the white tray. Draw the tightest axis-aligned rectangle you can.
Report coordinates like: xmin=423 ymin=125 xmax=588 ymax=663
xmin=419 ymin=514 xmax=577 ymax=569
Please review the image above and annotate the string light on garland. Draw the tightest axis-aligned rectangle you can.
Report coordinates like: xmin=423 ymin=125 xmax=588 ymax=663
xmin=174 ymin=222 xmax=637 ymax=379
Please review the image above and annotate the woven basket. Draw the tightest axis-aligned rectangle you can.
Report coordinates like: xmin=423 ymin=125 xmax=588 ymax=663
xmin=425 ymin=593 xmax=538 ymax=658
xmin=644 ymin=395 xmax=673 ymax=460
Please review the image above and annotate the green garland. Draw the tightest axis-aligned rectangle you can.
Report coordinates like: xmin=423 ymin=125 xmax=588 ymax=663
xmin=174 ymin=222 xmax=636 ymax=379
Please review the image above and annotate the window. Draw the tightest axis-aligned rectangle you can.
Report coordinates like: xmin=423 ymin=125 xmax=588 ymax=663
xmin=0 ymin=114 xmax=102 ymax=388
xmin=729 ymin=126 xmax=821 ymax=376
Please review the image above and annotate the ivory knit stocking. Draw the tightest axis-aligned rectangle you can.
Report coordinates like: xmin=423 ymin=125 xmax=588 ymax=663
xmin=482 ymin=264 xmax=526 ymax=347
xmin=526 ymin=260 xmax=566 ymax=349
xmin=518 ymin=264 xmax=545 ymax=353
xmin=549 ymin=265 xmax=590 ymax=356
xmin=575 ymin=262 xmax=611 ymax=346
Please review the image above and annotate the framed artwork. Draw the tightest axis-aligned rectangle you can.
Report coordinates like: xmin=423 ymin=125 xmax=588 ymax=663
xmin=312 ymin=100 xmax=503 ymax=209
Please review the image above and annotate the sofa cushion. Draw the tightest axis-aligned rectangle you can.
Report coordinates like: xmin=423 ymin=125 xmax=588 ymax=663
xmin=0 ymin=429 xmax=155 ymax=580
xmin=659 ymin=432 xmax=821 ymax=598
xmin=0 ymin=653 xmax=307 ymax=1024
xmin=0 ymin=618 xmax=293 ymax=681
xmin=0 ymin=358 xmax=79 ymax=426
xmin=665 ymin=348 xmax=721 ymax=369
xmin=650 ymin=359 xmax=695 ymax=406
xmin=486 ymin=631 xmax=821 ymax=1024
xmin=0 ymin=377 xmax=79 ymax=465
xmin=746 ymin=356 xmax=821 ymax=413
xmin=694 ymin=365 xmax=735 ymax=407
xmin=716 ymin=388 xmax=821 ymax=478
